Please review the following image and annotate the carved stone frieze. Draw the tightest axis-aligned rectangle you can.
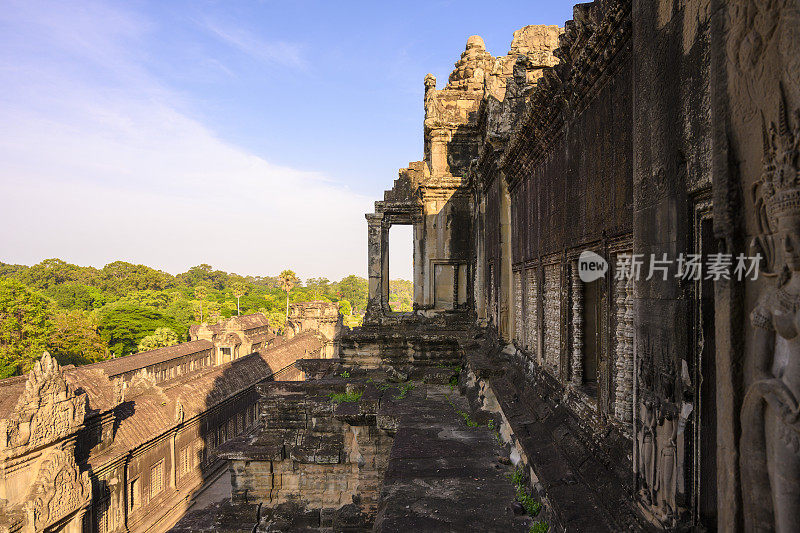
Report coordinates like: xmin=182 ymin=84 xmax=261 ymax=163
xmin=741 ymin=85 xmax=800 ymax=533
xmin=24 ymin=447 xmax=91 ymax=531
xmin=614 ymin=267 xmax=634 ymax=427
xmin=2 ymin=353 xmax=86 ymax=452
xmin=571 ymin=261 xmax=584 ymax=385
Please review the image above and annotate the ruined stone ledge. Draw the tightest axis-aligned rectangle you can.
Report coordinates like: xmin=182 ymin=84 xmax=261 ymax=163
xmin=461 ymin=337 xmax=652 ymax=532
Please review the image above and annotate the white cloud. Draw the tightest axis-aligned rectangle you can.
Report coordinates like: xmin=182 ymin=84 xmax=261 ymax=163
xmin=200 ymin=19 xmax=308 ymax=71
xmin=0 ymin=0 xmax=373 ymax=281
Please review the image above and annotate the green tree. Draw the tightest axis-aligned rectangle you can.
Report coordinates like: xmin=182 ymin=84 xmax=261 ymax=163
xmin=268 ymin=311 xmax=286 ymax=334
xmin=232 ymin=282 xmax=248 ymax=316
xmin=336 ymin=275 xmax=368 ymax=312
xmin=306 ymin=277 xmax=330 ymax=300
xmin=0 ymin=279 xmax=53 ymax=377
xmin=15 ymin=258 xmax=87 ymax=289
xmin=338 ymin=299 xmax=352 ymax=316
xmin=278 ymin=270 xmax=300 ymax=319
xmin=97 ymin=303 xmax=181 ymax=356
xmin=178 ymin=264 xmax=228 ymax=290
xmin=45 ymin=283 xmax=105 ymax=311
xmin=137 ymin=327 xmax=179 ymax=352
xmin=49 ymin=310 xmax=107 ymax=366
xmin=194 ymin=285 xmax=208 ymax=322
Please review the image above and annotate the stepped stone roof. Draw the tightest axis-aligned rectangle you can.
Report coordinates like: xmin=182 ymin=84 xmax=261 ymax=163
xmin=83 ymin=339 xmax=214 ymax=377
xmin=0 ymin=332 xmax=325 ymax=467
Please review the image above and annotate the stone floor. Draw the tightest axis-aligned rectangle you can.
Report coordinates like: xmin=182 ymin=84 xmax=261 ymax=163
xmin=373 ymin=383 xmax=535 ymax=532
xmin=169 ymin=374 xmax=542 ymax=532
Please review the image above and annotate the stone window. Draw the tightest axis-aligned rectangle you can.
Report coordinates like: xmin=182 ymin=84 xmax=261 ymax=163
xmin=194 ymin=440 xmax=204 ymax=466
xmin=543 ymin=263 xmax=561 ymax=376
xmin=179 ymin=446 xmax=190 ymax=476
xmin=582 ymin=276 xmax=601 ymax=394
xmin=96 ymin=497 xmax=111 ymax=533
xmin=129 ymin=478 xmax=140 ymax=510
xmin=150 ymin=460 xmax=164 ymax=498
xmin=525 ymin=268 xmax=538 ymax=355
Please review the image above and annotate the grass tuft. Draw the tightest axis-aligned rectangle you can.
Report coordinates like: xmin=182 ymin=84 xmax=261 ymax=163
xmin=329 ymin=390 xmax=362 ymax=403
xmin=528 ymin=521 xmax=548 ymax=533
xmin=509 ymin=467 xmax=543 ymax=517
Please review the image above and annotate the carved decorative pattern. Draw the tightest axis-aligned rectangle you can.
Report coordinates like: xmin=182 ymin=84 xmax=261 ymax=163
xmin=614 ymin=267 xmax=634 ymax=427
xmin=571 ymin=261 xmax=584 ymax=385
xmin=543 ymin=264 xmax=561 ymax=376
xmin=525 ymin=268 xmax=539 ymax=356
xmin=513 ymin=271 xmax=523 ymax=345
xmin=502 ymin=0 xmax=632 ymax=183
xmin=2 ymin=352 xmax=86 ymax=451
xmin=25 ymin=447 xmax=90 ymax=531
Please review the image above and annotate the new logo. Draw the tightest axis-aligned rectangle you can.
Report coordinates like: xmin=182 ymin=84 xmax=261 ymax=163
xmin=578 ymin=250 xmax=608 ymax=283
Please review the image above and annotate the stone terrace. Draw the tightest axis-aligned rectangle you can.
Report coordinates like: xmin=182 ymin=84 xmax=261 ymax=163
xmin=170 ymin=355 xmax=541 ymax=532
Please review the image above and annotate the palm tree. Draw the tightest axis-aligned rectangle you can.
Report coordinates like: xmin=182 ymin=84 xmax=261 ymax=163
xmin=278 ymin=270 xmax=299 ymax=320
xmin=232 ymin=282 xmax=248 ymax=316
xmin=194 ymin=285 xmax=208 ymax=322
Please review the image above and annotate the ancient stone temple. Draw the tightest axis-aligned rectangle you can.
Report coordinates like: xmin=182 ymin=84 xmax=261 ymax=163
xmin=3 ymin=1 xmax=800 ymax=532
xmin=0 ymin=312 xmax=332 ymax=533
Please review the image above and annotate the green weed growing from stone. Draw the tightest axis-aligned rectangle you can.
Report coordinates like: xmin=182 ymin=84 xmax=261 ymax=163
xmin=510 ymin=467 xmax=543 ymax=518
xmin=446 ymin=396 xmax=479 ymax=427
xmin=329 ymin=390 xmax=362 ymax=403
xmin=394 ymin=382 xmax=414 ymax=399
xmin=528 ymin=521 xmax=548 ymax=533
xmin=340 ymin=370 xmax=350 ymax=378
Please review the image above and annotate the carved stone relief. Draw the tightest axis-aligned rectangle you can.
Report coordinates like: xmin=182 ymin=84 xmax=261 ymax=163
xmin=2 ymin=352 xmax=86 ymax=452
xmin=513 ymin=270 xmax=523 ymax=345
xmin=543 ymin=263 xmax=561 ymax=377
xmin=614 ymin=266 xmax=634 ymax=427
xmin=571 ymin=261 xmax=584 ymax=385
xmin=525 ymin=268 xmax=539 ymax=356
xmin=741 ymin=87 xmax=800 ymax=533
xmin=24 ymin=447 xmax=91 ymax=531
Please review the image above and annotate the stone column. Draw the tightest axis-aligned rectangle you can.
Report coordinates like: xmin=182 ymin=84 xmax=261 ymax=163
xmin=571 ymin=261 xmax=584 ymax=385
xmin=170 ymin=431 xmax=177 ymax=490
xmin=365 ymin=213 xmax=384 ymax=322
xmin=413 ymin=217 xmax=424 ymax=309
xmin=381 ymin=222 xmax=390 ymax=311
xmin=614 ymin=274 xmax=634 ymax=426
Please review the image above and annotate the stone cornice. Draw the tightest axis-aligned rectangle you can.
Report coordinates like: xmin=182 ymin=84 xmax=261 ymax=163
xmin=501 ymin=0 xmax=632 ymax=191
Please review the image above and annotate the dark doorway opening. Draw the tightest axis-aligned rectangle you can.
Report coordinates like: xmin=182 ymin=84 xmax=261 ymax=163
xmin=698 ymin=216 xmax=717 ymax=529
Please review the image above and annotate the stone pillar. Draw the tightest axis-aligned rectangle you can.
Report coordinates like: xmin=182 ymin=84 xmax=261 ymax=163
xmin=571 ymin=261 xmax=584 ymax=385
xmin=381 ymin=222 xmax=390 ymax=311
xmin=475 ymin=196 xmax=487 ymax=322
xmin=614 ymin=273 xmax=634 ymax=427
xmin=170 ymin=431 xmax=177 ymax=489
xmin=429 ymin=129 xmax=451 ymax=176
xmin=365 ymin=213 xmax=384 ymax=322
xmin=413 ymin=218 xmax=424 ymax=308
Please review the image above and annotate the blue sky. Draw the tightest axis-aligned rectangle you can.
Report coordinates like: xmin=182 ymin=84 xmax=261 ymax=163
xmin=0 ymin=0 xmax=574 ymax=281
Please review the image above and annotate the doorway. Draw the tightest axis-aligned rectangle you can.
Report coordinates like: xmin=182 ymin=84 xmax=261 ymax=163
xmin=389 ymin=225 xmax=413 ymax=312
